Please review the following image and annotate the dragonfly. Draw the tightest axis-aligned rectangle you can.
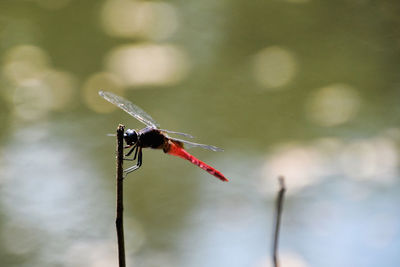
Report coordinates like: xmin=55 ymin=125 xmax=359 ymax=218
xmin=99 ymin=91 xmax=228 ymax=182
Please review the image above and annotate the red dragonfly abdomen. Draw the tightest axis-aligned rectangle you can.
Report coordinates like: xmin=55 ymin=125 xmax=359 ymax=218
xmin=166 ymin=141 xmax=228 ymax=182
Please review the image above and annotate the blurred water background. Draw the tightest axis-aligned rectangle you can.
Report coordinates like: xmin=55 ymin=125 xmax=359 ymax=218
xmin=1 ymin=0 xmax=400 ymax=266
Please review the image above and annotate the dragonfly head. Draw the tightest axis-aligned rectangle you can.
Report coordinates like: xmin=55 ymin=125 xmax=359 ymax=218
xmin=124 ymin=129 xmax=138 ymax=145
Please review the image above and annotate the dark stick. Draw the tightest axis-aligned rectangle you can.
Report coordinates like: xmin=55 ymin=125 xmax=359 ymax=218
xmin=272 ymin=176 xmax=286 ymax=267
xmin=116 ymin=124 xmax=126 ymax=267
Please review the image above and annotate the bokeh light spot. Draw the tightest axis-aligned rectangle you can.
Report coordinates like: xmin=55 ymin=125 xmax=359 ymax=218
xmin=261 ymin=143 xmax=324 ymax=195
xmin=2 ymin=45 xmax=50 ymax=85
xmin=82 ymin=72 xmax=124 ymax=113
xmin=306 ymin=83 xmax=361 ymax=127
xmin=12 ymin=80 xmax=53 ymax=121
xmin=101 ymin=0 xmax=178 ymax=40
xmin=2 ymin=45 xmax=77 ymax=116
xmin=253 ymin=46 xmax=297 ymax=90
xmin=105 ymin=44 xmax=189 ymax=87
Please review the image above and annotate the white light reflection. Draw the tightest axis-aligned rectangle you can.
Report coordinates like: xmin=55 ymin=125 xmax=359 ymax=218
xmin=0 ymin=124 xmax=145 ymax=264
xmin=176 ymin=152 xmax=272 ymax=267
xmin=256 ymin=252 xmax=309 ymax=267
xmin=253 ymin=46 xmax=297 ymax=90
xmin=105 ymin=44 xmax=189 ymax=87
xmin=63 ymin=241 xmax=116 ymax=267
xmin=305 ymin=83 xmax=360 ymax=127
xmin=101 ymin=0 xmax=178 ymax=40
xmin=261 ymin=142 xmax=327 ymax=195
xmin=279 ymin=252 xmax=309 ymax=267
xmin=260 ymin=134 xmax=399 ymax=195
xmin=172 ymin=137 xmax=400 ymax=267
xmin=339 ymin=137 xmax=398 ymax=184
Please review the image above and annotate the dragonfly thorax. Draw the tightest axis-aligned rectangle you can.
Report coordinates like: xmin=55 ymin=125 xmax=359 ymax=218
xmin=124 ymin=129 xmax=138 ymax=145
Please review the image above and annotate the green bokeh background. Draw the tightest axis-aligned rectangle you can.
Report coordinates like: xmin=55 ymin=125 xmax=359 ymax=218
xmin=1 ymin=1 xmax=400 ymax=266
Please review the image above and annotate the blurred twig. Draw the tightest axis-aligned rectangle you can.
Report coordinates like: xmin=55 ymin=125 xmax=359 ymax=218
xmin=272 ymin=176 xmax=286 ymax=267
xmin=116 ymin=124 xmax=126 ymax=267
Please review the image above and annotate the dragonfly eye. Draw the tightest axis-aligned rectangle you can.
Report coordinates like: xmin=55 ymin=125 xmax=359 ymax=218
xmin=124 ymin=129 xmax=138 ymax=145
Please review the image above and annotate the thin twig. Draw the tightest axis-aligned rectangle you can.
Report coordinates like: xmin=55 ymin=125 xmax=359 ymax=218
xmin=116 ymin=124 xmax=126 ymax=267
xmin=272 ymin=176 xmax=286 ymax=267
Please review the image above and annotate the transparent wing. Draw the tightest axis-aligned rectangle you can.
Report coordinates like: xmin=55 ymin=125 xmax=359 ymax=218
xmin=160 ymin=129 xmax=194 ymax=138
xmin=170 ymin=137 xmax=223 ymax=152
xmin=99 ymin=91 xmax=159 ymax=128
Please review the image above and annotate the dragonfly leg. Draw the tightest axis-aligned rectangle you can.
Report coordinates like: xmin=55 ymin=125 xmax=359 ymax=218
xmin=133 ymin=145 xmax=139 ymax=160
xmin=123 ymin=147 xmax=142 ymax=176
xmin=124 ymin=145 xmax=138 ymax=161
xmin=125 ymin=145 xmax=136 ymax=157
